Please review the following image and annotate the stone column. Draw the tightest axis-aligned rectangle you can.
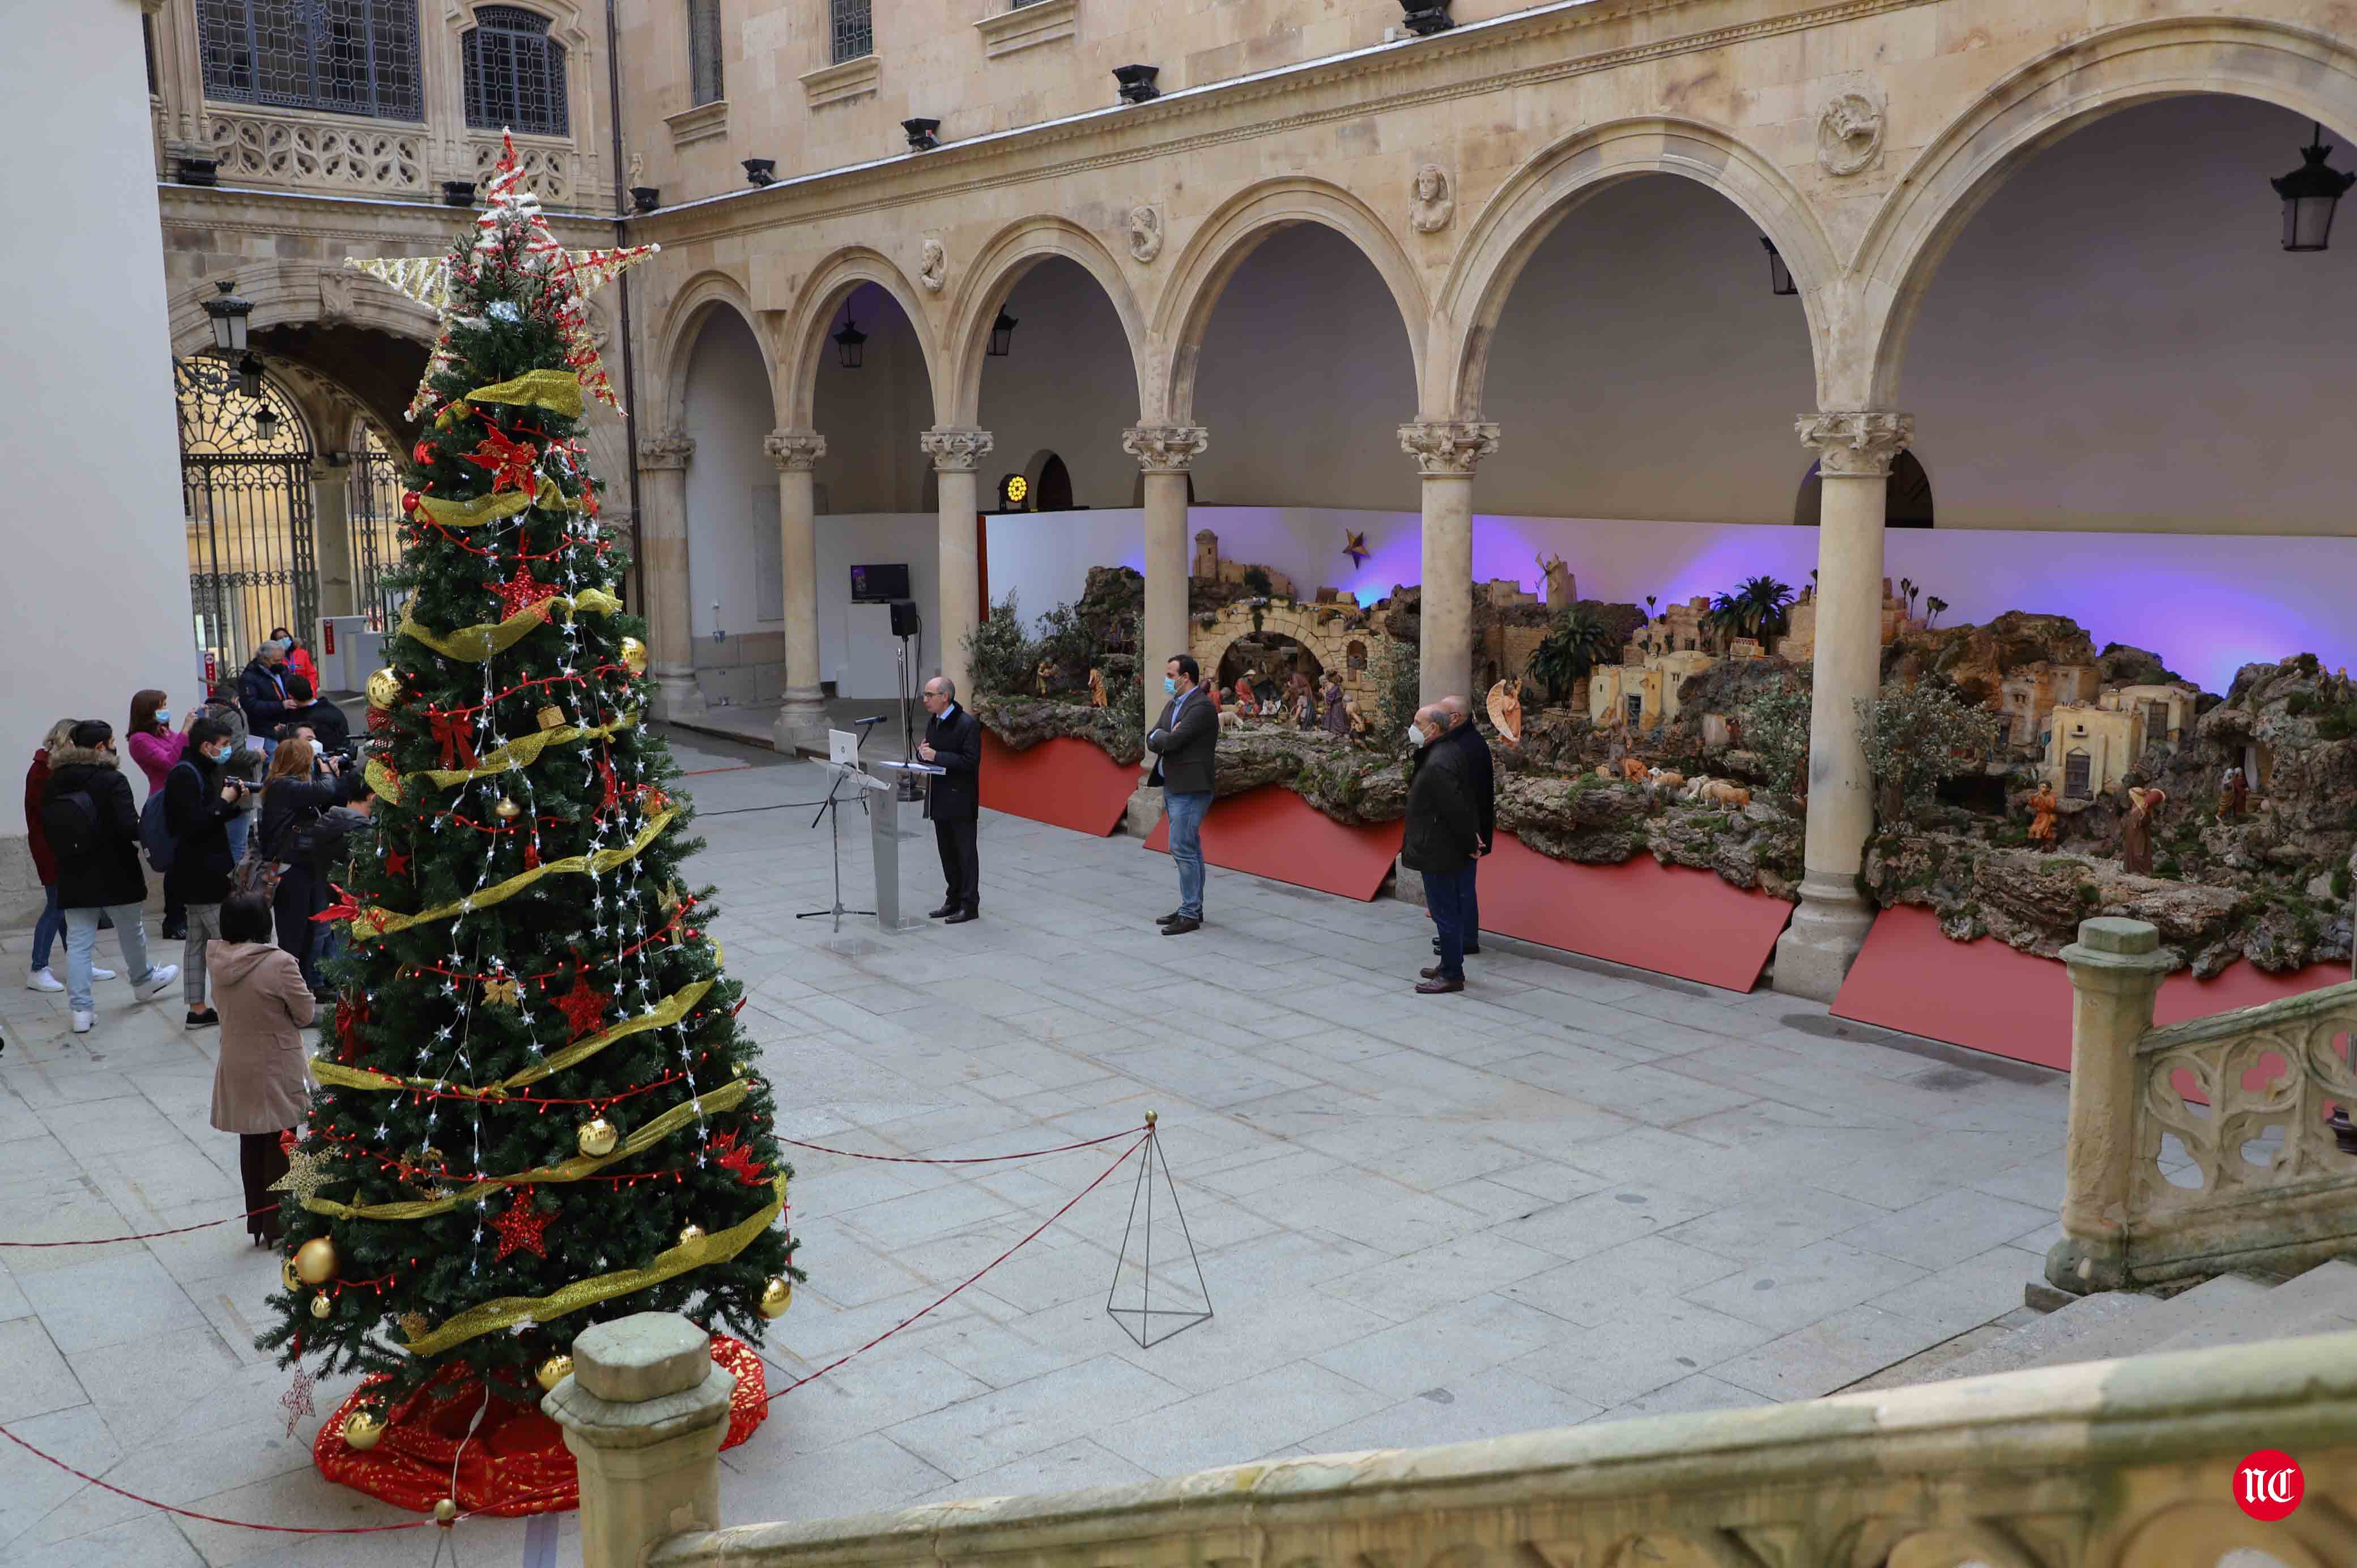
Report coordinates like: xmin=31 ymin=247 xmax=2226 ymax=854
xmin=1398 ymin=421 xmax=1499 ymax=706
xmin=1772 ymin=410 xmax=1912 ymax=1002
xmin=2047 ymin=918 xmax=2173 ymax=1296
xmin=921 ymin=427 xmax=993 ymax=702
xmin=542 ymin=1313 xmax=734 ymax=1568
xmin=635 ymin=432 xmax=704 ymax=721
xmin=1123 ymin=425 xmax=1210 ymax=718
xmin=309 ymin=458 xmax=357 ymax=623
xmin=763 ymin=429 xmax=828 ymax=754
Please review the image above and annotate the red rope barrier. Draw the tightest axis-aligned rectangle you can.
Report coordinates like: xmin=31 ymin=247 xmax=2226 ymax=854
xmin=0 ymin=1205 xmax=280 ymax=1247
xmin=772 ymin=1123 xmax=1146 ymax=1165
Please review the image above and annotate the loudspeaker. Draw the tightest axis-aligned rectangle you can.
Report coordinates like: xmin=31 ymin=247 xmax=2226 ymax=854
xmin=890 ymin=599 xmax=922 ymax=638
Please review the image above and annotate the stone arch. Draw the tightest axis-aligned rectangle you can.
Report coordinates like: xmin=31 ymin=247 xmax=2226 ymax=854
xmin=1190 ymin=602 xmax=1381 ymax=706
xmin=1436 ymin=116 xmax=1839 ymax=420
xmin=778 ymin=246 xmax=945 ymax=429
xmin=1852 ymin=16 xmax=2357 ymax=409
xmin=943 ymin=215 xmax=1147 ymax=427
xmin=652 ymin=269 xmax=777 ymax=435
xmin=168 ymin=259 xmax=439 ymax=361
xmin=1149 ymin=177 xmax=1428 ymax=426
xmin=2115 ymin=1500 xmax=2341 ymax=1568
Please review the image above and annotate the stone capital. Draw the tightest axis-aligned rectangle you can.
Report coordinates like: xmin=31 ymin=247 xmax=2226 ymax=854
xmin=763 ymin=429 xmax=827 ymax=471
xmin=920 ymin=426 xmax=993 ymax=471
xmin=1122 ymin=424 xmax=1209 ymax=473
xmin=637 ymin=432 xmax=695 ymax=471
xmin=1398 ymin=420 xmax=1500 ymax=475
xmin=1797 ymin=410 xmax=1912 ymax=477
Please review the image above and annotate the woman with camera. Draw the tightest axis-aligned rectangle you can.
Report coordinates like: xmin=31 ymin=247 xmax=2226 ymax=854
xmin=254 ymin=736 xmax=368 ymax=995
xmin=164 ymin=716 xmax=249 ymax=1029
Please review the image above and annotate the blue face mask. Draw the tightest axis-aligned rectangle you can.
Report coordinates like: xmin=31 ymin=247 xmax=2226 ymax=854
xmin=1164 ymin=677 xmax=1178 ymax=696
xmin=157 ymin=710 xmax=172 ymax=727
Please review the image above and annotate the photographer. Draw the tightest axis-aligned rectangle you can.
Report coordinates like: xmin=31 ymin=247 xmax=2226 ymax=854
xmin=164 ymin=717 xmax=247 ymax=1029
xmin=256 ymin=738 xmax=368 ymax=995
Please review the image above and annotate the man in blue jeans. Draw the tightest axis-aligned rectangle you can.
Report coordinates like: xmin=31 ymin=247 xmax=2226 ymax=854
xmin=1145 ymin=654 xmax=1219 ymax=935
xmin=1401 ymin=703 xmax=1480 ymax=994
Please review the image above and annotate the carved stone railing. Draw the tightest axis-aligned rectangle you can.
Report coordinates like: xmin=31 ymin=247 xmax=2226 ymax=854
xmin=468 ymin=134 xmax=579 ymax=207
xmin=201 ymin=106 xmax=431 ymax=197
xmin=608 ymin=1325 xmax=2357 ymax=1568
xmin=2048 ymin=916 xmax=2357 ymax=1293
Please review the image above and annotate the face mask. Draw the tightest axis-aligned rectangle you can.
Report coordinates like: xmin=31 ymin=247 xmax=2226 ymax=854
xmin=1164 ymin=677 xmax=1178 ymax=695
xmin=1406 ymin=724 xmax=1427 ymax=748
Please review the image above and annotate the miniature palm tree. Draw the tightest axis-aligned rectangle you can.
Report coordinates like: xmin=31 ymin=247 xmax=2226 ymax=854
xmin=1925 ymin=595 xmax=1948 ymax=628
xmin=1710 ymin=575 xmax=1796 ymax=647
xmin=1526 ymin=607 xmax=1617 ymax=705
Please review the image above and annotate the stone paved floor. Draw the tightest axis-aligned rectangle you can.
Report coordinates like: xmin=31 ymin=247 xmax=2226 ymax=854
xmin=0 ymin=730 xmax=2072 ymax=1566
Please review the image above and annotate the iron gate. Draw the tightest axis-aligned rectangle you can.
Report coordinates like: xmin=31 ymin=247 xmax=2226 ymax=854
xmin=177 ymin=357 xmax=317 ymax=681
xmin=348 ymin=439 xmax=408 ymax=630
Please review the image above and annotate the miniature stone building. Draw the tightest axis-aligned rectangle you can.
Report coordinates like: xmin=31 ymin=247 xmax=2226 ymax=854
xmin=1590 ymin=648 xmax=1716 ymax=730
xmin=2113 ymin=683 xmax=2198 ymax=751
xmin=1998 ymin=664 xmax=2099 ymax=748
xmin=2046 ymin=692 xmax=2148 ymax=800
xmin=1777 ymin=581 xmax=1913 ymax=662
xmin=1190 ymin=529 xmax=1297 ymax=598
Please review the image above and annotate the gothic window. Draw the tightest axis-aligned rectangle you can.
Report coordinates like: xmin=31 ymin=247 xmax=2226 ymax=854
xmin=464 ymin=5 xmax=568 ymax=137
xmin=687 ymin=0 xmax=722 ymax=106
xmin=197 ymin=0 xmax=424 ymax=121
xmin=829 ymin=0 xmax=871 ymax=64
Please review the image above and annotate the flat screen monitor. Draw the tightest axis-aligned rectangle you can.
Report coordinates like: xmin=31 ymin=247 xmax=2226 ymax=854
xmin=850 ymin=563 xmax=911 ymax=603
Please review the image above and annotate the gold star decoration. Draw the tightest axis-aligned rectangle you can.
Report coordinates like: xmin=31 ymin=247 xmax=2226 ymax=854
xmin=269 ymin=1145 xmax=337 ymax=1204
xmin=344 ymin=132 xmax=657 ymax=420
xmin=397 ymin=1311 xmax=433 ymax=1345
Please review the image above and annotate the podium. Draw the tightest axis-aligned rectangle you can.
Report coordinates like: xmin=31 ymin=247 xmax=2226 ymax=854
xmin=802 ymin=759 xmax=937 ymax=936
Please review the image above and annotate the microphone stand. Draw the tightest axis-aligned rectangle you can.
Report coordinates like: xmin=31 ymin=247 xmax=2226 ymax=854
xmin=795 ymin=721 xmax=884 ymax=929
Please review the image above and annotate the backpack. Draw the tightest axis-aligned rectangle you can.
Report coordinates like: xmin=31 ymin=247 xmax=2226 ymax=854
xmin=139 ymin=761 xmax=201 ymax=875
xmin=40 ymin=789 xmax=100 ymax=862
xmin=232 ymin=834 xmax=283 ymax=900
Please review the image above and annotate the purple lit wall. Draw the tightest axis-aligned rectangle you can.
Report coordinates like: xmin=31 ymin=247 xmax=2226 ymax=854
xmin=980 ymin=507 xmax=2356 ymax=694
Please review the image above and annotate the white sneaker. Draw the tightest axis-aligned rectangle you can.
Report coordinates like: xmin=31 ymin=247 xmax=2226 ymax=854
xmin=92 ymin=966 xmax=116 ymax=981
xmin=135 ymin=965 xmax=180 ymax=1000
xmin=71 ymin=1010 xmax=93 ymax=1033
xmin=27 ymin=968 xmax=62 ymax=992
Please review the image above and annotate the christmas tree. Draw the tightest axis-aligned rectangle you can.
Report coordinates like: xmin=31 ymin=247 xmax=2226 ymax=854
xmin=261 ymin=139 xmax=798 ymax=1511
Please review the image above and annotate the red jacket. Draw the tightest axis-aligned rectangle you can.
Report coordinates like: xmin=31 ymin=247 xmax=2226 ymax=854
xmin=24 ymin=747 xmax=54 ymax=886
xmin=286 ymin=646 xmax=321 ymax=692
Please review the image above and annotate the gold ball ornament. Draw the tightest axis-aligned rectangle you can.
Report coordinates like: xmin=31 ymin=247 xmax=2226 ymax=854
xmin=759 ymin=1276 xmax=794 ymax=1319
xmin=434 ymin=1498 xmax=458 ymax=1524
xmin=366 ymin=667 xmax=402 ymax=711
xmin=342 ymin=1410 xmax=385 ymax=1450
xmin=310 ymin=1292 xmax=333 ymax=1319
xmin=678 ymin=1222 xmax=707 ymax=1247
xmin=576 ymin=1117 xmax=619 ymax=1158
xmin=280 ymin=1257 xmax=301 ymax=1292
xmin=537 ymin=704 xmax=566 ymax=731
xmin=493 ymin=796 xmax=521 ymax=821
xmin=620 ymin=636 xmax=649 ymax=675
xmin=535 ymin=1354 xmax=573 ymax=1392
xmin=293 ymin=1237 xmax=340 ymax=1285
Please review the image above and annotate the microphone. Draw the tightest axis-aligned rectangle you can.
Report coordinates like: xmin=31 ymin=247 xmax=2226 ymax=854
xmin=853 ymin=715 xmax=885 ymax=728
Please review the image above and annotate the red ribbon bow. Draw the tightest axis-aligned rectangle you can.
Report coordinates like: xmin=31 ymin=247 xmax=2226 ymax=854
xmin=428 ymin=710 xmax=481 ymax=772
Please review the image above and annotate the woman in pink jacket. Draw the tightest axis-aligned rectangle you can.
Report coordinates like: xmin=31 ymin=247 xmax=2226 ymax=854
xmin=127 ymin=688 xmax=200 ymax=939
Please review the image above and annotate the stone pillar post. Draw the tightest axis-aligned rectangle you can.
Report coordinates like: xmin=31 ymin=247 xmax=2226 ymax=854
xmin=542 ymin=1313 xmax=734 ymax=1568
xmin=2047 ymin=918 xmax=2173 ymax=1296
xmin=1124 ymin=425 xmax=1210 ymax=718
xmin=763 ymin=429 xmax=828 ymax=755
xmin=635 ymin=432 xmax=704 ymax=722
xmin=1398 ymin=421 xmax=1499 ymax=706
xmin=921 ymin=427 xmax=994 ymax=702
xmin=1772 ymin=410 xmax=1912 ymax=1002
xmin=309 ymin=458 xmax=357 ymax=623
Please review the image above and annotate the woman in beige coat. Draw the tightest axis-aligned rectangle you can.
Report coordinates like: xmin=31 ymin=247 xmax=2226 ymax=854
xmin=209 ymin=892 xmax=314 ymax=1245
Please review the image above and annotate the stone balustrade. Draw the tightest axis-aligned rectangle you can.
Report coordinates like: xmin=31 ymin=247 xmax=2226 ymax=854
xmin=2048 ymin=917 xmax=2357 ymax=1293
xmin=592 ymin=1322 xmax=2357 ymax=1568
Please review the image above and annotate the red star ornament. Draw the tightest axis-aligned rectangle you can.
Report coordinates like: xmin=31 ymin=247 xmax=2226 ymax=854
xmin=383 ymin=845 xmax=411 ymax=879
xmin=485 ymin=561 xmax=561 ymax=621
xmin=460 ymin=423 xmax=541 ymax=494
xmin=551 ymin=973 xmax=612 ymax=1041
xmin=489 ymin=1189 xmax=556 ymax=1261
xmin=709 ymin=1130 xmax=769 ymax=1187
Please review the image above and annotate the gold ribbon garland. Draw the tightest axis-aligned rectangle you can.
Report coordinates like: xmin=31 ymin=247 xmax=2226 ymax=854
xmin=467 ymin=368 xmax=586 ymax=419
xmin=303 ymin=1077 xmax=750 ymax=1221
xmin=415 ymin=475 xmax=584 ymax=529
xmin=363 ymin=709 xmax=641 ymax=802
xmin=311 ymin=974 xmax=714 ymax=1096
xmin=345 ymin=809 xmax=675 ymax=940
xmin=397 ymin=1174 xmax=787 ymax=1358
xmin=398 ymin=586 xmax=620 ymax=663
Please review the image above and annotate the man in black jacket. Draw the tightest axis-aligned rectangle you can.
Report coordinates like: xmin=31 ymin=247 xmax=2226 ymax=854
xmin=239 ymin=643 xmax=294 ymax=748
xmin=163 ymin=716 xmax=246 ymax=1028
xmin=44 ymin=721 xmax=180 ymax=1032
xmin=1401 ymin=704 xmax=1480 ymax=994
xmin=1437 ymin=694 xmax=1494 ymax=958
xmin=1146 ymin=654 xmax=1220 ymax=934
xmin=917 ymin=676 xmax=982 ymax=923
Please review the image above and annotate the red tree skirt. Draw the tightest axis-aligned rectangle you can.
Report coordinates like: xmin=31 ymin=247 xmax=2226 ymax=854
xmin=313 ymin=1335 xmax=768 ymax=1516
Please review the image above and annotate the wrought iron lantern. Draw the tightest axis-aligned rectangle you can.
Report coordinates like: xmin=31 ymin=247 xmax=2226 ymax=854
xmin=1113 ymin=65 xmax=1161 ymax=104
xmin=902 ymin=118 xmax=941 ymax=152
xmin=988 ymin=309 xmax=1018 ymax=357
xmin=1761 ymin=237 xmax=1797 ymax=296
xmin=235 ymin=353 xmax=266 ymax=400
xmin=743 ymin=159 xmax=776 ymax=187
xmin=631 ymin=186 xmax=662 ymax=212
xmin=203 ymin=279 xmax=253 ymax=356
xmin=831 ymin=317 xmax=867 ymax=370
xmin=2273 ymin=124 xmax=2355 ymax=252
xmin=441 ymin=180 xmax=476 ymax=207
xmin=253 ymin=404 xmax=281 ymax=443
xmin=1399 ymin=2 xmax=1454 ymax=36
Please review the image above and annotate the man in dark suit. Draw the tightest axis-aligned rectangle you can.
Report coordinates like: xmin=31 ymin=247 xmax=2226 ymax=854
xmin=1145 ymin=653 xmax=1219 ymax=935
xmin=1436 ymin=693 xmax=1494 ymax=957
xmin=917 ymin=676 xmax=982 ymax=923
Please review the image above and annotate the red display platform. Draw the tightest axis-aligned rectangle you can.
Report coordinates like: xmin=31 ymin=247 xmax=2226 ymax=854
xmin=979 ymin=733 xmax=1137 ymax=836
xmin=1471 ymin=833 xmax=1793 ymax=992
xmin=1831 ymin=904 xmax=2349 ymax=1072
xmin=1142 ymin=786 xmax=1404 ymax=902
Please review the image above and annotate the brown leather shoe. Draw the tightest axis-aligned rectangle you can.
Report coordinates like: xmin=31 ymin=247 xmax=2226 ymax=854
xmin=1414 ymin=975 xmax=1464 ymax=994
